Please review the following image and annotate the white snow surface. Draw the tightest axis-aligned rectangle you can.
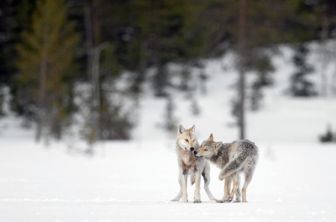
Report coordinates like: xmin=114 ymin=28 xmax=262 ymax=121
xmin=1 ymin=45 xmax=336 ymax=221
xmin=0 ymin=140 xmax=335 ymax=221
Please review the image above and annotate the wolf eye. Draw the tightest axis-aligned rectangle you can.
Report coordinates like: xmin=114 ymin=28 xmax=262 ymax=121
xmin=204 ymin=148 xmax=208 ymax=151
xmin=185 ymin=139 xmax=189 ymax=142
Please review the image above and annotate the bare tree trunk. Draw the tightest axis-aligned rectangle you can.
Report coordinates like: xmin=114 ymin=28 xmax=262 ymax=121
xmin=320 ymin=8 xmax=329 ymax=97
xmin=36 ymin=29 xmax=48 ymax=142
xmin=238 ymin=0 xmax=247 ymax=140
xmin=37 ymin=57 xmax=47 ymax=141
xmin=84 ymin=0 xmax=100 ymax=144
xmin=84 ymin=1 xmax=93 ymax=79
xmin=92 ymin=42 xmax=108 ymax=139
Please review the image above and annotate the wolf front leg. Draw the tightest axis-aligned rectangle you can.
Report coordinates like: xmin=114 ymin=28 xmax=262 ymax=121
xmin=181 ymin=172 xmax=188 ymax=202
xmin=193 ymin=173 xmax=201 ymax=203
xmin=202 ymin=163 xmax=218 ymax=202
xmin=242 ymin=169 xmax=254 ymax=202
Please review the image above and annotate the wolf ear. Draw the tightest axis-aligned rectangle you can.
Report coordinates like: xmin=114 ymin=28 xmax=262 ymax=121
xmin=178 ymin=125 xmax=185 ymax=134
xmin=190 ymin=125 xmax=195 ymax=133
xmin=208 ymin=133 xmax=214 ymax=141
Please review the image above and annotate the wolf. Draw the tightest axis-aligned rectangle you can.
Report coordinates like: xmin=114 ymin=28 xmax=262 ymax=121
xmin=196 ymin=133 xmax=258 ymax=202
xmin=171 ymin=125 xmax=217 ymax=203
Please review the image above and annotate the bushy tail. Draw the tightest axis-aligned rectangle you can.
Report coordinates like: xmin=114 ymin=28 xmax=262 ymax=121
xmin=221 ymin=154 xmax=247 ymax=178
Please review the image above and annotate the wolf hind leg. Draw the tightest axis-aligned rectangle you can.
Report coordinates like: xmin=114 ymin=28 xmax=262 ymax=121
xmin=231 ymin=174 xmax=241 ymax=202
xmin=202 ymin=163 xmax=218 ymax=202
xmin=242 ymin=168 xmax=254 ymax=202
xmin=223 ymin=176 xmax=232 ymax=202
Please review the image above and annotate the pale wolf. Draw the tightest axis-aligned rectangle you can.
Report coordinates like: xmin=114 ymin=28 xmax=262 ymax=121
xmin=196 ymin=134 xmax=258 ymax=202
xmin=171 ymin=125 xmax=217 ymax=203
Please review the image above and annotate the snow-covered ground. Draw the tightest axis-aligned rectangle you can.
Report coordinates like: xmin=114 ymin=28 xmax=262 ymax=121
xmin=0 ymin=140 xmax=335 ymax=221
xmin=1 ymin=45 xmax=336 ymax=221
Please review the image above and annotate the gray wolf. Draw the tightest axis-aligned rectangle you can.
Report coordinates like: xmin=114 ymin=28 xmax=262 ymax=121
xmin=196 ymin=133 xmax=258 ymax=202
xmin=171 ymin=125 xmax=217 ymax=203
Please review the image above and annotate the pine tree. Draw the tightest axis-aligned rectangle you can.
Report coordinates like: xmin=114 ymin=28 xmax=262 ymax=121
xmin=0 ymin=0 xmax=15 ymax=86
xmin=0 ymin=0 xmax=33 ymax=96
xmin=319 ymin=124 xmax=334 ymax=143
xmin=0 ymin=88 xmax=4 ymax=116
xmin=179 ymin=65 xmax=192 ymax=92
xmin=190 ymin=97 xmax=201 ymax=116
xmin=164 ymin=95 xmax=177 ymax=135
xmin=133 ymin=0 xmax=213 ymax=98
xmin=249 ymin=54 xmax=274 ymax=111
xmin=16 ymin=0 xmax=79 ymax=141
xmin=290 ymin=44 xmax=317 ymax=97
xmin=199 ymin=68 xmax=208 ymax=95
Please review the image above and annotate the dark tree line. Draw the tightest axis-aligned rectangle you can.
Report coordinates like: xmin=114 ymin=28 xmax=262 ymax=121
xmin=1 ymin=0 xmax=336 ymax=141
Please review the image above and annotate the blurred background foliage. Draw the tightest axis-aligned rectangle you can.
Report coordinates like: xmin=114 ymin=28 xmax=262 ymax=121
xmin=0 ymin=0 xmax=335 ymax=142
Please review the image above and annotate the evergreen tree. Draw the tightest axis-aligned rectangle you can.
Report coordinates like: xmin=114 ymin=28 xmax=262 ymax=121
xmin=249 ymin=54 xmax=274 ymax=111
xmin=0 ymin=88 xmax=4 ymax=116
xmin=15 ymin=0 xmax=79 ymax=141
xmin=198 ymin=66 xmax=208 ymax=95
xmin=319 ymin=124 xmax=334 ymax=143
xmin=0 ymin=0 xmax=15 ymax=85
xmin=80 ymin=1 xmax=134 ymax=143
xmin=164 ymin=95 xmax=177 ymax=135
xmin=290 ymin=44 xmax=317 ymax=97
xmin=250 ymin=81 xmax=264 ymax=111
xmin=0 ymin=0 xmax=34 ymax=94
xmin=179 ymin=65 xmax=192 ymax=92
xmin=133 ymin=0 xmax=214 ymax=97
xmin=190 ymin=97 xmax=200 ymax=116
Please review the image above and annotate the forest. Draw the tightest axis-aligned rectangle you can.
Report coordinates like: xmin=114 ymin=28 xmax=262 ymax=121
xmin=0 ymin=0 xmax=336 ymax=143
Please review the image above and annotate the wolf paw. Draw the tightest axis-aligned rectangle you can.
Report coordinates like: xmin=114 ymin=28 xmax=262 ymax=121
xmin=194 ymin=199 xmax=202 ymax=204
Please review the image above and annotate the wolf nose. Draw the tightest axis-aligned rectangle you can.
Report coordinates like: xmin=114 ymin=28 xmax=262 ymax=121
xmin=190 ymin=147 xmax=194 ymax=151
xmin=194 ymin=151 xmax=197 ymax=155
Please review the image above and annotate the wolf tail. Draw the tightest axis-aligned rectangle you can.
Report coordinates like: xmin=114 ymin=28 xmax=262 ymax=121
xmin=220 ymin=142 xmax=258 ymax=179
xmin=220 ymin=154 xmax=248 ymax=178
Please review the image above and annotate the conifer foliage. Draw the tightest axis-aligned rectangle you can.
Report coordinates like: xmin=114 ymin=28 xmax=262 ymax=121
xmin=289 ymin=44 xmax=317 ymax=97
xmin=15 ymin=0 xmax=79 ymax=140
xmin=0 ymin=0 xmax=335 ymax=143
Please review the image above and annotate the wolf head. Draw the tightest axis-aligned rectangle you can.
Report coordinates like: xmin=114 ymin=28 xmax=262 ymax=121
xmin=196 ymin=133 xmax=222 ymax=158
xmin=177 ymin=125 xmax=198 ymax=152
